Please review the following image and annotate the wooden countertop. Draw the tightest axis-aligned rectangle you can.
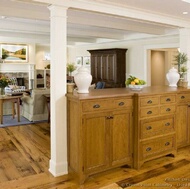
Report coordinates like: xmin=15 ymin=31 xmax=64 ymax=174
xmin=66 ymin=86 xmax=190 ymax=100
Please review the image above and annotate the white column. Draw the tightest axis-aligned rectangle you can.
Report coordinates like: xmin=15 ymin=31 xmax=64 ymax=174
xmin=179 ymin=28 xmax=190 ymax=85
xmin=48 ymin=5 xmax=68 ymax=176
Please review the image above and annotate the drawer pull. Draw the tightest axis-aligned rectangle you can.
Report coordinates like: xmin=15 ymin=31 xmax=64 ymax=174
xmin=165 ymin=122 xmax=170 ymax=126
xmin=181 ymin=96 xmax=185 ymax=99
xmin=106 ymin=116 xmax=114 ymax=119
xmin=146 ymin=126 xmax=152 ymax=130
xmin=166 ymin=108 xmax=171 ymax=112
xmin=165 ymin=142 xmax=170 ymax=146
xmin=146 ymin=147 xmax=151 ymax=152
xmin=166 ymin=98 xmax=171 ymax=102
xmin=118 ymin=102 xmax=124 ymax=106
xmin=93 ymin=104 xmax=100 ymax=109
xmin=147 ymin=111 xmax=152 ymax=114
xmin=147 ymin=100 xmax=152 ymax=104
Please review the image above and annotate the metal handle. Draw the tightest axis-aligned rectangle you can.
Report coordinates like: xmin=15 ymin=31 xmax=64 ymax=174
xmin=181 ymin=96 xmax=185 ymax=99
xmin=118 ymin=102 xmax=124 ymax=106
xmin=146 ymin=126 xmax=152 ymax=130
xmin=166 ymin=98 xmax=171 ymax=102
xmin=146 ymin=147 xmax=151 ymax=152
xmin=166 ymin=108 xmax=171 ymax=112
xmin=93 ymin=104 xmax=100 ymax=109
xmin=165 ymin=122 xmax=170 ymax=126
xmin=165 ymin=142 xmax=170 ymax=146
xmin=106 ymin=116 xmax=114 ymax=119
xmin=147 ymin=100 xmax=152 ymax=104
xmin=147 ymin=111 xmax=152 ymax=114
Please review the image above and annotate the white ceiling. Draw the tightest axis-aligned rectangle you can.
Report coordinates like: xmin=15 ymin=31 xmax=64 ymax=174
xmin=1 ymin=0 xmax=190 ymax=45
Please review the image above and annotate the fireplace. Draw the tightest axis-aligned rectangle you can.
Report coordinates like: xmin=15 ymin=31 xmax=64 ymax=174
xmin=17 ymin=77 xmax=25 ymax=86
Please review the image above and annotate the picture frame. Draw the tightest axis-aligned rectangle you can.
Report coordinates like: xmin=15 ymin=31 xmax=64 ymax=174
xmin=0 ymin=44 xmax=28 ymax=63
xmin=83 ymin=56 xmax=90 ymax=66
xmin=76 ymin=56 xmax=83 ymax=66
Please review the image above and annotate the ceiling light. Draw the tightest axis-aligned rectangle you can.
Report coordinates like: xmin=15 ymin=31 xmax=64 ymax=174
xmin=182 ymin=0 xmax=190 ymax=3
xmin=183 ymin=11 xmax=188 ymax=14
xmin=1 ymin=16 xmax=6 ymax=19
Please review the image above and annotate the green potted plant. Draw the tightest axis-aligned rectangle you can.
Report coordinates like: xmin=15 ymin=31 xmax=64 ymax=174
xmin=173 ymin=52 xmax=188 ymax=79
xmin=173 ymin=52 xmax=188 ymax=87
xmin=67 ymin=63 xmax=76 ymax=76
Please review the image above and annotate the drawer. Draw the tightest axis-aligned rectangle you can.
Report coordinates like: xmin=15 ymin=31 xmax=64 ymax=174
xmin=160 ymin=95 xmax=176 ymax=104
xmin=114 ymin=98 xmax=133 ymax=109
xmin=141 ymin=117 xmax=174 ymax=139
xmin=140 ymin=96 xmax=159 ymax=107
xmin=160 ymin=105 xmax=176 ymax=115
xmin=141 ymin=135 xmax=175 ymax=159
xmin=177 ymin=93 xmax=190 ymax=103
xmin=82 ymin=99 xmax=114 ymax=112
xmin=140 ymin=107 xmax=159 ymax=118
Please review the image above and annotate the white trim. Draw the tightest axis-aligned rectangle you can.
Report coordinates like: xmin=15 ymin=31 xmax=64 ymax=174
xmin=49 ymin=160 xmax=68 ymax=176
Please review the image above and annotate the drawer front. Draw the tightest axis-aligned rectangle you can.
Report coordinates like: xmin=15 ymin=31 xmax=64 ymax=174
xmin=140 ymin=107 xmax=159 ymax=118
xmin=141 ymin=135 xmax=175 ymax=159
xmin=114 ymin=98 xmax=133 ymax=109
xmin=140 ymin=97 xmax=159 ymax=107
xmin=160 ymin=95 xmax=176 ymax=104
xmin=82 ymin=100 xmax=113 ymax=112
xmin=160 ymin=105 xmax=176 ymax=115
xmin=141 ymin=118 xmax=174 ymax=139
xmin=177 ymin=93 xmax=190 ymax=103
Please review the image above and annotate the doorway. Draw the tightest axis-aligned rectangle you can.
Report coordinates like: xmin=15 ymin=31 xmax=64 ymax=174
xmin=149 ymin=48 xmax=178 ymax=86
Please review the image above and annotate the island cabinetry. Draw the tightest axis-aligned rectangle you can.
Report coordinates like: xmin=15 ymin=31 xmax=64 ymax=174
xmin=67 ymin=95 xmax=133 ymax=183
xmin=176 ymin=92 xmax=190 ymax=148
xmin=134 ymin=93 xmax=177 ymax=169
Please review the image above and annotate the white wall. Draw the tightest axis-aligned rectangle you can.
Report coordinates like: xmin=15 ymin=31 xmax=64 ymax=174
xmin=67 ymin=35 xmax=179 ymax=83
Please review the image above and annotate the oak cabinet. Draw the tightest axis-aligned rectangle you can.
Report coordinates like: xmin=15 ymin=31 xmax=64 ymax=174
xmin=67 ymin=95 xmax=133 ymax=183
xmin=134 ymin=93 xmax=177 ymax=169
xmin=176 ymin=93 xmax=190 ymax=147
xmin=88 ymin=48 xmax=127 ymax=88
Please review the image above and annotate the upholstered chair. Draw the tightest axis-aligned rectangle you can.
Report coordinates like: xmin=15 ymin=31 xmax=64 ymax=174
xmin=21 ymin=89 xmax=50 ymax=122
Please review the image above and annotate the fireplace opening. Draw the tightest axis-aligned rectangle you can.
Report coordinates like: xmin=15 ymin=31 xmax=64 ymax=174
xmin=17 ymin=77 xmax=25 ymax=86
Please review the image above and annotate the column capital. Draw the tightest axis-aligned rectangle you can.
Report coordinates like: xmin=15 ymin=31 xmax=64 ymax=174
xmin=48 ymin=4 xmax=68 ymax=17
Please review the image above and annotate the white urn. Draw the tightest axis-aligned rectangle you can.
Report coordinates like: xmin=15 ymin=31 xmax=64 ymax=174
xmin=74 ymin=66 xmax=92 ymax=93
xmin=166 ymin=67 xmax=180 ymax=87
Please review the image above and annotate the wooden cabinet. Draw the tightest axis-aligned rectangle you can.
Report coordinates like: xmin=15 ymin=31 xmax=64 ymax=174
xmin=88 ymin=48 xmax=127 ymax=88
xmin=176 ymin=92 xmax=190 ymax=148
xmin=67 ymin=94 xmax=133 ymax=183
xmin=134 ymin=93 xmax=177 ymax=169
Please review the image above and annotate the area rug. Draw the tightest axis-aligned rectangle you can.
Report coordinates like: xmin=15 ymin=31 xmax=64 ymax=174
xmin=0 ymin=115 xmax=46 ymax=127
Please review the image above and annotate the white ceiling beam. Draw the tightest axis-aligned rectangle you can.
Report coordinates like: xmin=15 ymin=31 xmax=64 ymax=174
xmin=33 ymin=0 xmax=190 ymax=28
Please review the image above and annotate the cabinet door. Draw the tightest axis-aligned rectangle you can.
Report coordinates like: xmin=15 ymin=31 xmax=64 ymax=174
xmin=83 ymin=113 xmax=109 ymax=174
xmin=176 ymin=104 xmax=190 ymax=147
xmin=110 ymin=110 xmax=132 ymax=166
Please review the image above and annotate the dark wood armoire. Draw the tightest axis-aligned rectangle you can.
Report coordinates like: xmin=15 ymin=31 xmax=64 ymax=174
xmin=88 ymin=48 xmax=127 ymax=88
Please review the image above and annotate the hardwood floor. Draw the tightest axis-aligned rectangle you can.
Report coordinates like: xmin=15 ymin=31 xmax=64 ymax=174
xmin=0 ymin=123 xmax=190 ymax=189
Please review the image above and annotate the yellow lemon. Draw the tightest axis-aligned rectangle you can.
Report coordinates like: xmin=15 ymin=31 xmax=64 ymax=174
xmin=134 ymin=78 xmax=139 ymax=84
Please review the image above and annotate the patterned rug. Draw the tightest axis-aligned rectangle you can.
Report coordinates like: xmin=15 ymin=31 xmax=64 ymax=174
xmin=0 ymin=115 xmax=46 ymax=127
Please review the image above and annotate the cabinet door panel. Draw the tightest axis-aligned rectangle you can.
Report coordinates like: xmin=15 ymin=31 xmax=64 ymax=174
xmin=111 ymin=111 xmax=132 ymax=166
xmin=83 ymin=113 xmax=109 ymax=173
xmin=176 ymin=105 xmax=190 ymax=147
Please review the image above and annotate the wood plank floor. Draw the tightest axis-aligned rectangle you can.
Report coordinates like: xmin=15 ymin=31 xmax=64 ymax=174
xmin=0 ymin=123 xmax=190 ymax=189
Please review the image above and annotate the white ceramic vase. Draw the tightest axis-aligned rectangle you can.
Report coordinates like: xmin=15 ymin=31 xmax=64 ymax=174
xmin=166 ymin=67 xmax=180 ymax=87
xmin=74 ymin=66 xmax=92 ymax=93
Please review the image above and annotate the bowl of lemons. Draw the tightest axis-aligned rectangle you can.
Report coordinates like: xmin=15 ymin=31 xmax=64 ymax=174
xmin=125 ymin=75 xmax=146 ymax=90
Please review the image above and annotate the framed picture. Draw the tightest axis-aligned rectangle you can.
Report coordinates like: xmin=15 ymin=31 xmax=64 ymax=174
xmin=0 ymin=44 xmax=28 ymax=63
xmin=83 ymin=56 xmax=90 ymax=66
xmin=76 ymin=56 xmax=83 ymax=66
